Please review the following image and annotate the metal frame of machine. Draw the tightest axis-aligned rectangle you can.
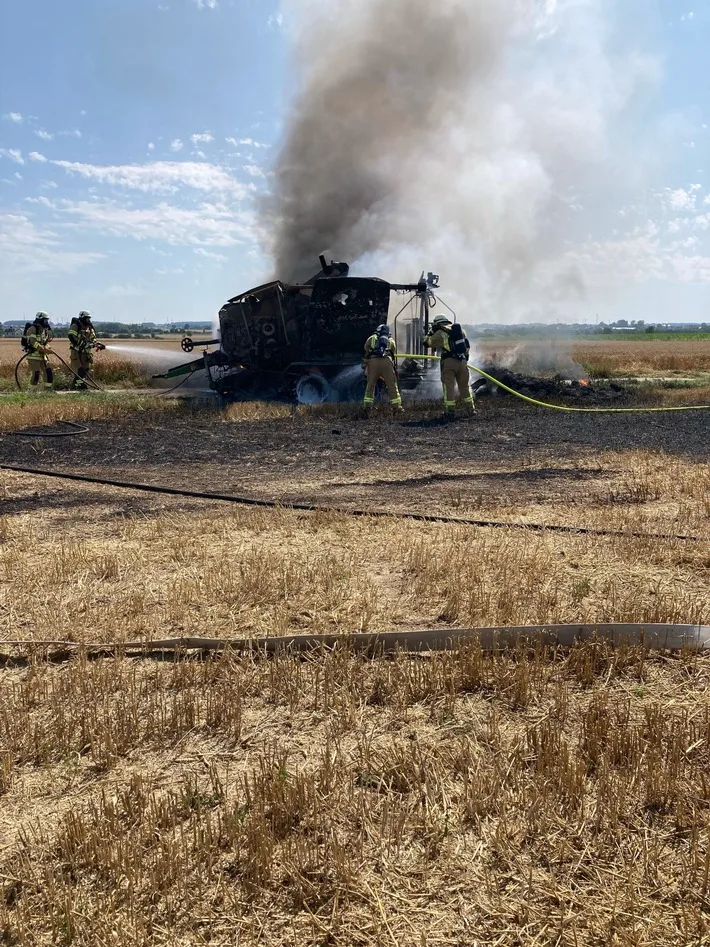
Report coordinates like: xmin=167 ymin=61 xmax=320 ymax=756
xmin=157 ymin=256 xmax=441 ymax=403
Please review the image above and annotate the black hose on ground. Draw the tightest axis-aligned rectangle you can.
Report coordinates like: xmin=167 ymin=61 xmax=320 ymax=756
xmin=13 ymin=350 xmax=103 ymax=393
xmin=8 ymin=421 xmax=89 ymax=438
xmin=0 ymin=463 xmax=703 ymax=543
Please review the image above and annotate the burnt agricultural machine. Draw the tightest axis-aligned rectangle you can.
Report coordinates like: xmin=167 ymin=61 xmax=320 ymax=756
xmin=157 ymin=257 xmax=445 ymax=402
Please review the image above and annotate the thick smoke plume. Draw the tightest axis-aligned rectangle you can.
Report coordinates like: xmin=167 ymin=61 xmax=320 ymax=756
xmin=266 ymin=0 xmax=661 ymax=320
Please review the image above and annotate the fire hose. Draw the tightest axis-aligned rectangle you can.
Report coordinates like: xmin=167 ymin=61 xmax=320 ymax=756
xmin=14 ymin=349 xmax=103 ymax=393
xmin=0 ymin=463 xmax=703 ymax=542
xmin=400 ymin=355 xmax=710 ymax=413
xmin=1 ymin=624 xmax=709 ymax=665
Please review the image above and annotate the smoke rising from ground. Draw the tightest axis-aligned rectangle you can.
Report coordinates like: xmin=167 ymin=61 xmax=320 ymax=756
xmin=266 ymin=0 xmax=661 ymax=320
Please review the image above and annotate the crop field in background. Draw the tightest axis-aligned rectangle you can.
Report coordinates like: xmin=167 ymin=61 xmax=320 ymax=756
xmin=477 ymin=339 xmax=710 ymax=377
xmin=2 ymin=337 xmax=710 ymax=393
xmin=0 ymin=362 xmax=709 ymax=944
xmin=0 ymin=339 xmax=157 ymax=392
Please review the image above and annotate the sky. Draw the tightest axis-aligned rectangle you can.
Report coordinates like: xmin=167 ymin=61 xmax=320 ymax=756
xmin=0 ymin=0 xmax=708 ymax=325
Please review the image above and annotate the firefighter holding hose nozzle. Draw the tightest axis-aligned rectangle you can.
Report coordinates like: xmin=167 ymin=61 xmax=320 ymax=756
xmin=424 ymin=315 xmax=475 ymax=418
xmin=68 ymin=311 xmax=105 ymax=390
xmin=363 ymin=324 xmax=403 ymax=415
xmin=23 ymin=311 xmax=55 ymax=390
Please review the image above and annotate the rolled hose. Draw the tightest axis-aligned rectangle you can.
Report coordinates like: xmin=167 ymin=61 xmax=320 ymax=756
xmin=1 ymin=624 xmax=709 ymax=662
xmin=8 ymin=421 xmax=90 ymax=438
xmin=400 ymin=355 xmax=710 ymax=413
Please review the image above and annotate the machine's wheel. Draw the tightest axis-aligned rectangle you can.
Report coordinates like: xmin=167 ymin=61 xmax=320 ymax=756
xmin=295 ymin=373 xmax=335 ymax=405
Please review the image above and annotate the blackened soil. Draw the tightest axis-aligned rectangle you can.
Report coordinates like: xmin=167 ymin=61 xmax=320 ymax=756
xmin=1 ymin=402 xmax=707 ymax=516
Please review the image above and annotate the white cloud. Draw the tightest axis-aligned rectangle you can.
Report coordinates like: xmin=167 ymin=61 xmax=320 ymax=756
xmin=190 ymin=132 xmax=214 ymax=145
xmin=35 ymin=129 xmax=54 ymax=141
xmin=680 ymin=11 xmax=695 ymax=22
xmin=4 ymin=112 xmax=24 ymax=124
xmin=242 ymin=163 xmax=266 ymax=178
xmin=194 ymin=247 xmax=228 ymax=261
xmin=0 ymin=148 xmax=25 ymax=165
xmin=664 ymin=186 xmax=701 ymax=211
xmin=564 ymin=217 xmax=710 ymax=286
xmin=267 ymin=13 xmax=283 ymax=29
xmin=105 ymin=283 xmax=146 ymax=297
xmin=148 ymin=142 xmax=155 ymax=151
xmin=14 ymin=172 xmax=23 ymax=181
xmin=39 ymin=197 xmax=258 ymax=248
xmin=234 ymin=137 xmax=268 ymax=149
xmin=170 ymin=139 xmax=184 ymax=152
xmin=29 ymin=151 xmax=48 ymax=163
xmin=195 ymin=0 xmax=218 ymax=8
xmin=0 ymin=213 xmax=105 ymax=276
xmin=40 ymin=180 xmax=58 ymax=190
xmin=51 ymin=159 xmax=247 ymax=196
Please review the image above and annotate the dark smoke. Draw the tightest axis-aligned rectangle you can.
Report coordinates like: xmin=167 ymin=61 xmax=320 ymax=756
xmin=266 ymin=0 xmax=512 ymax=282
xmin=264 ymin=0 xmax=663 ymax=323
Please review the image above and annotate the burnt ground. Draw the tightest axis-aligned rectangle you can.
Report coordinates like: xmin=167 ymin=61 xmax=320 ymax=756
xmin=1 ymin=400 xmax=708 ymax=521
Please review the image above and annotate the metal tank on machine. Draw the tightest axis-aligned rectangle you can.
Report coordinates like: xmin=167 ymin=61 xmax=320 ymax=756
xmin=158 ymin=256 xmax=440 ymax=403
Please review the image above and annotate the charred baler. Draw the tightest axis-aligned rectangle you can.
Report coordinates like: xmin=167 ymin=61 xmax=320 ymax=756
xmin=158 ymin=257 xmax=437 ymax=402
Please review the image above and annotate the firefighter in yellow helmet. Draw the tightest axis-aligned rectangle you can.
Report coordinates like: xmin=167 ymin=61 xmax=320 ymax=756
xmin=423 ymin=315 xmax=475 ymax=417
xmin=68 ymin=311 xmax=105 ymax=390
xmin=25 ymin=312 xmax=55 ymax=390
xmin=363 ymin=324 xmax=403 ymax=414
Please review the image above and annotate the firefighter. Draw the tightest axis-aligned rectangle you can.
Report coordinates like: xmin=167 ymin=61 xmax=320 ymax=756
xmin=423 ymin=315 xmax=475 ymax=417
xmin=68 ymin=311 xmax=105 ymax=390
xmin=25 ymin=312 xmax=55 ymax=389
xmin=363 ymin=324 xmax=403 ymax=413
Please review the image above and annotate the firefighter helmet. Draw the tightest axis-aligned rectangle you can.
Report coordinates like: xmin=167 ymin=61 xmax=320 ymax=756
xmin=432 ymin=315 xmax=452 ymax=327
xmin=376 ymin=324 xmax=390 ymax=336
xmin=78 ymin=310 xmax=92 ymax=324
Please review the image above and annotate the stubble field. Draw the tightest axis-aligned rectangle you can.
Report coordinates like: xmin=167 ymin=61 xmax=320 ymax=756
xmin=0 ymin=339 xmax=709 ymax=945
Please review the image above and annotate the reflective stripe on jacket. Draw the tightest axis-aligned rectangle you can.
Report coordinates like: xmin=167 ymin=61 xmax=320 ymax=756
xmin=26 ymin=326 xmax=52 ymax=356
xmin=423 ymin=327 xmax=452 ymax=355
xmin=68 ymin=325 xmax=96 ymax=352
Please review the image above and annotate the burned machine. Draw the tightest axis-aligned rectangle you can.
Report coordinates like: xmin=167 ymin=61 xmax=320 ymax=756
xmin=158 ymin=257 xmax=439 ymax=402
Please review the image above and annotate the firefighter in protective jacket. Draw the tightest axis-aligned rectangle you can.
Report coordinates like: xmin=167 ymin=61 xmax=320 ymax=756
xmin=68 ymin=311 xmax=105 ymax=390
xmin=363 ymin=324 xmax=403 ymax=412
xmin=25 ymin=312 xmax=55 ymax=389
xmin=423 ymin=315 xmax=475 ymax=416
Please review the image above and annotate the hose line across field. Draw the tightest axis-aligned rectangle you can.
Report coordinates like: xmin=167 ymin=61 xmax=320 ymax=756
xmin=1 ymin=624 xmax=709 ymax=665
xmin=0 ymin=463 xmax=703 ymax=542
xmin=400 ymin=354 xmax=710 ymax=413
xmin=14 ymin=350 xmax=102 ymax=392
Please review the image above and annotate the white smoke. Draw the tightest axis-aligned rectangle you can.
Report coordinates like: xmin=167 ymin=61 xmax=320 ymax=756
xmin=267 ymin=0 xmax=664 ymax=322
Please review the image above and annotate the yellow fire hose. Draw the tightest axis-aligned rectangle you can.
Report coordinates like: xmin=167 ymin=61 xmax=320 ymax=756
xmin=399 ymin=354 xmax=710 ymax=413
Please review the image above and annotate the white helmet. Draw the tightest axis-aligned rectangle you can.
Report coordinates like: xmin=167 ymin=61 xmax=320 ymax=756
xmin=432 ymin=315 xmax=452 ymax=327
xmin=35 ymin=311 xmax=49 ymax=320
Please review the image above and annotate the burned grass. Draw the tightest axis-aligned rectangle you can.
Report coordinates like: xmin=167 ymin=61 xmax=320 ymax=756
xmin=1 ymin=394 xmax=709 ymax=945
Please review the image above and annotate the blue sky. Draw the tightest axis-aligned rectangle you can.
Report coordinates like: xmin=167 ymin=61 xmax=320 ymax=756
xmin=0 ymin=0 xmax=708 ymax=324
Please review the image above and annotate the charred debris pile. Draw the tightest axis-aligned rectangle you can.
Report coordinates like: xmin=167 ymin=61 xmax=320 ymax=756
xmin=473 ymin=364 xmax=628 ymax=405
